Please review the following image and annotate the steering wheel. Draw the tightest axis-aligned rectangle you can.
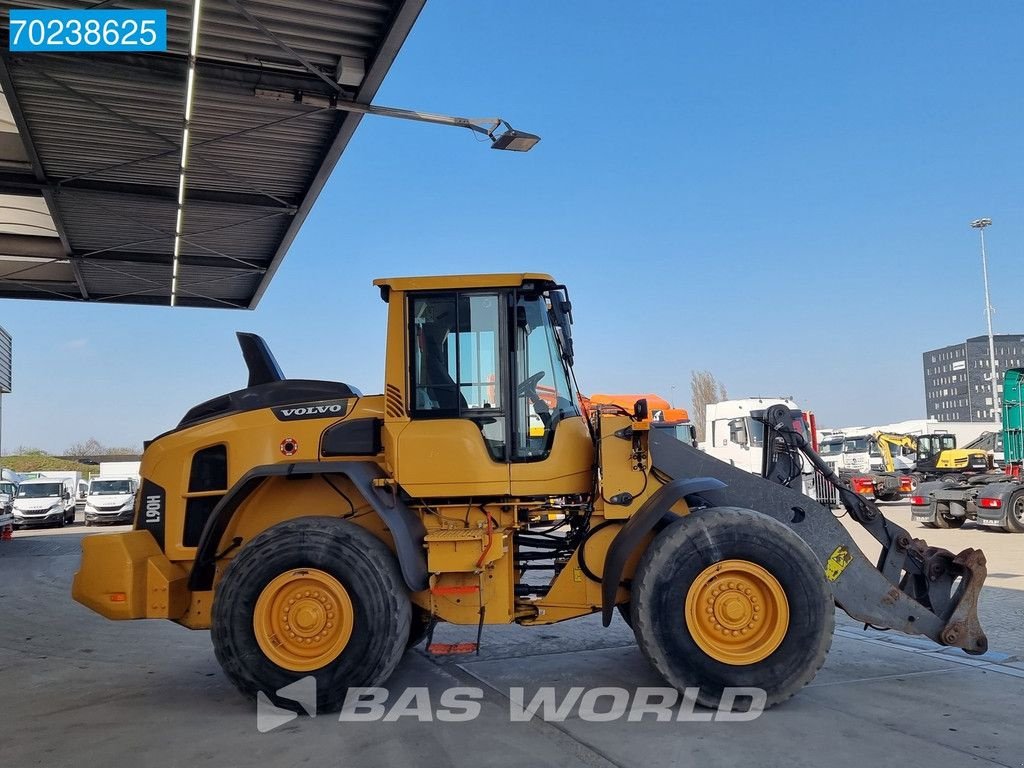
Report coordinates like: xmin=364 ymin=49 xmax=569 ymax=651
xmin=517 ymin=371 xmax=552 ymax=428
xmin=516 ymin=370 xmax=546 ymax=398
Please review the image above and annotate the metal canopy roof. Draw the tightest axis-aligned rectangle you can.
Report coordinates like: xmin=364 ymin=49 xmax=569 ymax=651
xmin=0 ymin=0 xmax=423 ymax=308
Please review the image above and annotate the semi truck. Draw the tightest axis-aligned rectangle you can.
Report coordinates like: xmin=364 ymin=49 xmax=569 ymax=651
xmin=912 ymin=368 xmax=1024 ymax=531
xmin=819 ymin=433 xmax=919 ymax=502
xmin=587 ymin=393 xmax=697 ymax=447
xmin=703 ymin=397 xmax=818 ymax=499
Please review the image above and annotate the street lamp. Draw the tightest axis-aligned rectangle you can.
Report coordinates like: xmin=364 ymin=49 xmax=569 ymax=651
xmin=970 ymin=217 xmax=998 ymax=420
xmin=255 ymin=88 xmax=541 ymax=152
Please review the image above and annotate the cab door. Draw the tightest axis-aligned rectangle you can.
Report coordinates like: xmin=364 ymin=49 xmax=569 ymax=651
xmin=507 ymin=289 xmax=593 ymax=496
xmin=389 ymin=291 xmax=511 ymax=497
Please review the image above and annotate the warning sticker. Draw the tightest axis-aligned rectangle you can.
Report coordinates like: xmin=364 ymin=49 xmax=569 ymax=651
xmin=825 ymin=545 xmax=854 ymax=582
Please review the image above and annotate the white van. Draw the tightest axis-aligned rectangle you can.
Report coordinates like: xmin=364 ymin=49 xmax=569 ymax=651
xmin=12 ymin=477 xmax=76 ymax=528
xmin=84 ymin=476 xmax=138 ymax=526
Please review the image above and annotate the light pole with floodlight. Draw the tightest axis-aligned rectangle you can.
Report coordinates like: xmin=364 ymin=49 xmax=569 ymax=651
xmin=970 ymin=217 xmax=998 ymax=420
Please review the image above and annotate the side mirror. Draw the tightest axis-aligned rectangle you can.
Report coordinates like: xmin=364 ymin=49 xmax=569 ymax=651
xmin=729 ymin=418 xmax=748 ymax=446
xmin=633 ymin=398 xmax=649 ymax=421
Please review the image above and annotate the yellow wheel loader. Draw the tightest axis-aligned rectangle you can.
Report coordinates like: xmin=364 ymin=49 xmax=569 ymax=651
xmin=73 ymin=274 xmax=988 ymax=712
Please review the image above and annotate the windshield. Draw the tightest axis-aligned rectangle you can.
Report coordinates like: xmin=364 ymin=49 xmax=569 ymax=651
xmin=819 ymin=440 xmax=843 ymax=456
xmin=90 ymin=480 xmax=131 ymax=495
xmin=513 ymin=292 xmax=580 ymax=458
xmin=748 ymin=410 xmax=808 ymax=448
xmin=0 ymin=482 xmax=14 ymax=495
xmin=844 ymin=438 xmax=869 ymax=453
xmin=652 ymin=422 xmax=695 ymax=444
xmin=18 ymin=483 xmax=61 ymax=498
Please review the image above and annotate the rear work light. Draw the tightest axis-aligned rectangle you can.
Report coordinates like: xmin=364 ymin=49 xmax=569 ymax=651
xmin=910 ymin=495 xmax=927 ymax=506
xmin=979 ymin=497 xmax=1003 ymax=509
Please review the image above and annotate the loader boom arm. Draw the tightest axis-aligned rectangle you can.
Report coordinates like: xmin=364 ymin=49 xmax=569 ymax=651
xmin=647 ymin=406 xmax=988 ymax=655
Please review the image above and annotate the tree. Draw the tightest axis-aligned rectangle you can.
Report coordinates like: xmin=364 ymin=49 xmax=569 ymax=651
xmin=690 ymin=370 xmax=728 ymax=442
xmin=63 ymin=438 xmax=142 ymax=457
xmin=64 ymin=438 xmax=105 ymax=457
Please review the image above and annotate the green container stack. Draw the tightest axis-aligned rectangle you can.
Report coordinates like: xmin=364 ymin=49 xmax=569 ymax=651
xmin=1003 ymin=368 xmax=1024 ymax=467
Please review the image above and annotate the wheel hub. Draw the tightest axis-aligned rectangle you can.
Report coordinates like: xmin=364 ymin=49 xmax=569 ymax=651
xmin=253 ymin=569 xmax=354 ymax=671
xmin=685 ymin=559 xmax=789 ymax=665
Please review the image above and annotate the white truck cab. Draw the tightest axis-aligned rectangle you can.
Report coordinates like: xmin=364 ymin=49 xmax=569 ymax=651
xmin=704 ymin=397 xmax=816 ymax=497
xmin=84 ymin=476 xmax=138 ymax=526
xmin=12 ymin=477 xmax=76 ymax=528
xmin=841 ymin=434 xmax=874 ymax=473
xmin=818 ymin=436 xmax=845 ymax=472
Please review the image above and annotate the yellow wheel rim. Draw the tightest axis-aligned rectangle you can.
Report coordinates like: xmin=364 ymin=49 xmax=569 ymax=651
xmin=253 ymin=568 xmax=354 ymax=672
xmin=684 ymin=559 xmax=789 ymax=665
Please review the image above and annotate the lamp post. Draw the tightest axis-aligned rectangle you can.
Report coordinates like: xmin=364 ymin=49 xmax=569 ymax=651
xmin=970 ymin=218 xmax=998 ymax=420
xmin=255 ymin=88 xmax=541 ymax=152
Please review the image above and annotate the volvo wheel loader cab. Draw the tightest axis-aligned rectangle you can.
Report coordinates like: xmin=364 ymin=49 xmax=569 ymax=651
xmin=73 ymin=273 xmax=989 ymax=714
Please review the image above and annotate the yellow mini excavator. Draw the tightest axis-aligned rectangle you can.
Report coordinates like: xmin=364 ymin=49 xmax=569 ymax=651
xmin=73 ymin=274 xmax=988 ymax=712
xmin=876 ymin=431 xmax=990 ymax=480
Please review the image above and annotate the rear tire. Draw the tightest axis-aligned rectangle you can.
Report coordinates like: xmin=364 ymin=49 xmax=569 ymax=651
xmin=1006 ymin=492 xmax=1024 ymax=533
xmin=212 ymin=516 xmax=410 ymax=713
xmin=630 ymin=506 xmax=833 ymax=709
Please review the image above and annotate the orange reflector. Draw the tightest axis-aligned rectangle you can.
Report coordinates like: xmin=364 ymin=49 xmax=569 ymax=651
xmin=108 ymin=592 xmax=127 ymax=602
xmin=427 ymin=642 xmax=478 ymax=655
xmin=430 ymin=585 xmax=480 ymax=595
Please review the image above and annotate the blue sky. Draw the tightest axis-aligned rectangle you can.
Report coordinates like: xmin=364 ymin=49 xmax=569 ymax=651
xmin=3 ymin=0 xmax=1023 ymax=453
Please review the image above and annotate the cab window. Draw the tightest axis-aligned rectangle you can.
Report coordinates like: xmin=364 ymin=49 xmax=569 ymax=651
xmin=409 ymin=292 xmax=506 ymax=459
xmin=512 ymin=291 xmax=579 ymax=459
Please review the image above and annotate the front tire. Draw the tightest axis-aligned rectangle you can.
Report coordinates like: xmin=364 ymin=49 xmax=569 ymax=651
xmin=212 ymin=516 xmax=411 ymax=713
xmin=630 ymin=506 xmax=833 ymax=709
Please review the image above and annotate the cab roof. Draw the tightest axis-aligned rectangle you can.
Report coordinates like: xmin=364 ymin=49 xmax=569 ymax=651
xmin=373 ymin=273 xmax=556 ymax=297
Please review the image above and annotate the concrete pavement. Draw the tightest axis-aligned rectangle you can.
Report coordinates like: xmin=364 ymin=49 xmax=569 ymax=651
xmin=1 ymin=519 xmax=1022 ymax=767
